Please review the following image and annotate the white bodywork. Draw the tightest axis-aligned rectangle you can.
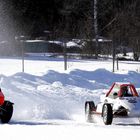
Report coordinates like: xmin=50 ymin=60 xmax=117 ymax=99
xmin=96 ymin=95 xmax=140 ymax=117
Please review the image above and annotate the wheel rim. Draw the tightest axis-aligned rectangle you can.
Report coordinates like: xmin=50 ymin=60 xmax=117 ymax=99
xmin=85 ymin=103 xmax=90 ymax=115
xmin=85 ymin=103 xmax=93 ymax=122
xmin=103 ymin=105 xmax=108 ymax=123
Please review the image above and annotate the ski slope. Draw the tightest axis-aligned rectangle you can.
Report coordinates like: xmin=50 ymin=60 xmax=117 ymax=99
xmin=0 ymin=56 xmax=140 ymax=140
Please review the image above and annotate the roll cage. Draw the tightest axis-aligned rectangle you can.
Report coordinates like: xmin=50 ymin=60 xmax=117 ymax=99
xmin=106 ymin=83 xmax=139 ymax=98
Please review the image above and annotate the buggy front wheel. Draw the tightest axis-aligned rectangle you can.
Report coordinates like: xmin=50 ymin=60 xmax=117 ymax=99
xmin=102 ymin=104 xmax=113 ymax=125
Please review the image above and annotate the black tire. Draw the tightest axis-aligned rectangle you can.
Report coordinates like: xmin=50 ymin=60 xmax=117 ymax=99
xmin=85 ymin=101 xmax=95 ymax=122
xmin=102 ymin=104 xmax=113 ymax=125
xmin=0 ymin=101 xmax=13 ymax=123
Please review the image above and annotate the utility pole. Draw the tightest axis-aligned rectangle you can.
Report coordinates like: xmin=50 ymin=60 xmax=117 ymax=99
xmin=112 ymin=44 xmax=115 ymax=72
xmin=61 ymin=9 xmax=71 ymax=71
xmin=93 ymin=0 xmax=99 ymax=58
xmin=20 ymin=36 xmax=25 ymax=73
xmin=112 ymin=36 xmax=116 ymax=72
xmin=116 ymin=55 xmax=119 ymax=70
xmin=21 ymin=42 xmax=24 ymax=72
xmin=63 ymin=40 xmax=67 ymax=71
xmin=15 ymin=36 xmax=25 ymax=72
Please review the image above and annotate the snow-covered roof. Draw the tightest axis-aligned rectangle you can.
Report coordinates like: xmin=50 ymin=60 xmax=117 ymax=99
xmin=48 ymin=40 xmax=82 ymax=48
xmin=25 ymin=40 xmax=46 ymax=43
xmin=66 ymin=41 xmax=81 ymax=48
xmin=48 ymin=41 xmax=62 ymax=45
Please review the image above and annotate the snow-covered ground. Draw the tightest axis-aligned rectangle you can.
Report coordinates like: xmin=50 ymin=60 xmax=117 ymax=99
xmin=1 ymin=56 xmax=140 ymax=139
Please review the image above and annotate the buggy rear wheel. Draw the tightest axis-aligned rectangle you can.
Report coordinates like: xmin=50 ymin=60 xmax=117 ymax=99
xmin=102 ymin=104 xmax=113 ymax=125
xmin=85 ymin=101 xmax=95 ymax=122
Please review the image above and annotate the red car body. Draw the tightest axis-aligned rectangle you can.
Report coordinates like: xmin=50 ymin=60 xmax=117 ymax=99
xmin=0 ymin=89 xmax=4 ymax=105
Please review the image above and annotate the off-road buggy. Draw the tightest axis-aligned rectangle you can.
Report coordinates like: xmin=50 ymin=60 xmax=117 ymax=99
xmin=85 ymin=82 xmax=140 ymax=125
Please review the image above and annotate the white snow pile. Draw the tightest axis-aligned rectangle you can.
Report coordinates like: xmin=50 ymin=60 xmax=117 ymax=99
xmin=0 ymin=63 xmax=140 ymax=122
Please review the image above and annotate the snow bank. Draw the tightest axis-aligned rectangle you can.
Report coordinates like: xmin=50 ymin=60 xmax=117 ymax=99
xmin=1 ymin=68 xmax=140 ymax=121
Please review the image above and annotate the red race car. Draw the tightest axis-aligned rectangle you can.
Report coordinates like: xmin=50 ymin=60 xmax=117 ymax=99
xmin=0 ymin=88 xmax=13 ymax=123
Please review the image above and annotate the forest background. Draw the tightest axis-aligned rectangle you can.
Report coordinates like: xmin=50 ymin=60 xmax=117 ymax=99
xmin=0 ymin=0 xmax=140 ymax=59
